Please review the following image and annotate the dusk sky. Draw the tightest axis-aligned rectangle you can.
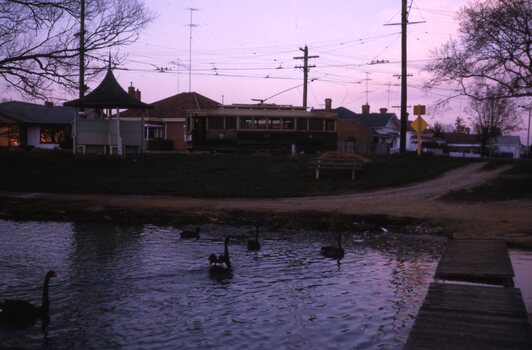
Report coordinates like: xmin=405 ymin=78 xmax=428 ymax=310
xmin=115 ymin=0 xmax=468 ymax=126
xmin=6 ymin=0 xmax=529 ymax=138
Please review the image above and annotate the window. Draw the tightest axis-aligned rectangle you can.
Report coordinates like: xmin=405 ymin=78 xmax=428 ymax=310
xmin=225 ymin=117 xmax=237 ymax=129
xmin=240 ymin=117 xmax=253 ymax=129
xmin=296 ymin=118 xmax=308 ymax=131
xmin=208 ymin=117 xmax=224 ymax=129
xmin=253 ymin=117 xmax=267 ymax=129
xmin=145 ymin=125 xmax=163 ymax=139
xmin=282 ymin=118 xmax=294 ymax=130
xmin=325 ymin=119 xmax=335 ymax=131
xmin=309 ymin=118 xmax=324 ymax=131
xmin=40 ymin=125 xmax=64 ymax=144
xmin=269 ymin=118 xmax=281 ymax=130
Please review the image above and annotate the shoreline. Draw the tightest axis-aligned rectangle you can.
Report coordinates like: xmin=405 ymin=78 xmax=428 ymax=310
xmin=1 ymin=190 xmax=531 ymax=250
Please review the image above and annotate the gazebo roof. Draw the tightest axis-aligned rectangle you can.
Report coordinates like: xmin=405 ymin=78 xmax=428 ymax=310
xmin=64 ymin=66 xmax=151 ymax=109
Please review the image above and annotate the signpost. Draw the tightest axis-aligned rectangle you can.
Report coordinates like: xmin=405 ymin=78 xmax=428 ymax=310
xmin=411 ymin=105 xmax=428 ymax=156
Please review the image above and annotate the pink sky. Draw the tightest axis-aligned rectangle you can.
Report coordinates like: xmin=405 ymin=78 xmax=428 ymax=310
xmin=7 ymin=0 xmax=532 ymax=143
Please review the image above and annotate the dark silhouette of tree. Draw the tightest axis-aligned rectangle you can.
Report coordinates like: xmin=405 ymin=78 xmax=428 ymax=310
xmin=0 ymin=0 xmax=153 ymax=100
xmin=426 ymin=0 xmax=532 ymax=103
xmin=432 ymin=121 xmax=453 ymax=137
xmin=466 ymin=86 xmax=522 ymax=157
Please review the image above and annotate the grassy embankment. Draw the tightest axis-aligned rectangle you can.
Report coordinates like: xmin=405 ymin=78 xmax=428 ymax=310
xmin=0 ymin=150 xmax=476 ymax=198
xmin=442 ymin=160 xmax=532 ymax=202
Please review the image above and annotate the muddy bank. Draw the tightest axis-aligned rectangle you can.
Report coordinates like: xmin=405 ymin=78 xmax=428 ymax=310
xmin=0 ymin=193 xmax=446 ymax=236
xmin=1 ymin=163 xmax=531 ymax=249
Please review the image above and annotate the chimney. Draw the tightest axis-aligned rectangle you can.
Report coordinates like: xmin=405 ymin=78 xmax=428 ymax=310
xmin=128 ymin=82 xmax=135 ymax=97
xmin=134 ymin=89 xmax=141 ymax=101
xmin=379 ymin=108 xmax=388 ymax=114
xmin=325 ymin=98 xmax=332 ymax=111
xmin=362 ymin=104 xmax=370 ymax=114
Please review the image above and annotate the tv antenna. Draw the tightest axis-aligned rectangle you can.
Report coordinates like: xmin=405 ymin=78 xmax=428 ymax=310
xmin=187 ymin=8 xmax=199 ymax=92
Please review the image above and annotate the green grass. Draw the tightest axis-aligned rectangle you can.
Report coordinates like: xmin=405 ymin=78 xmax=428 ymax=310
xmin=0 ymin=150 xmax=473 ymax=198
xmin=442 ymin=161 xmax=532 ymax=202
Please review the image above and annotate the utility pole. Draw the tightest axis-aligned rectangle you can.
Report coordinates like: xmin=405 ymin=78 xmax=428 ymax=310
xmin=79 ymin=0 xmax=85 ymax=100
xmin=294 ymin=46 xmax=318 ymax=108
xmin=400 ymin=0 xmax=408 ymax=153
xmin=385 ymin=1 xmax=424 ymax=153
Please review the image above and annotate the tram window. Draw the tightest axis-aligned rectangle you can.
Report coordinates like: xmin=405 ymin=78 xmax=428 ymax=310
xmin=296 ymin=118 xmax=308 ymax=130
xmin=309 ymin=118 xmax=324 ymax=131
xmin=282 ymin=118 xmax=294 ymax=130
xmin=269 ymin=118 xmax=281 ymax=129
xmin=325 ymin=119 xmax=335 ymax=131
xmin=208 ymin=117 xmax=224 ymax=129
xmin=226 ymin=117 xmax=236 ymax=129
xmin=240 ymin=117 xmax=253 ymax=129
xmin=254 ymin=118 xmax=267 ymax=129
xmin=193 ymin=118 xmax=202 ymax=129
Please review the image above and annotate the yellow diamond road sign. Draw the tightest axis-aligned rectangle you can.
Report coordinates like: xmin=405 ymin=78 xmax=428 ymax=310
xmin=412 ymin=116 xmax=428 ymax=133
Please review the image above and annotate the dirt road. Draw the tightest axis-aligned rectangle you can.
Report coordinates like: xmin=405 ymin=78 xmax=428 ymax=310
xmin=1 ymin=162 xmax=531 ymax=247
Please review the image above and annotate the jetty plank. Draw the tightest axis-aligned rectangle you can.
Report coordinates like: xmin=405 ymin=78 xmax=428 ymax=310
xmin=435 ymin=239 xmax=514 ymax=286
xmin=405 ymin=283 xmax=532 ymax=350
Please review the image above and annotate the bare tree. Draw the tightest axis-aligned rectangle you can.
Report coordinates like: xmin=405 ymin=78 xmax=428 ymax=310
xmin=426 ymin=0 xmax=532 ymax=103
xmin=467 ymin=86 xmax=522 ymax=157
xmin=432 ymin=121 xmax=454 ymax=137
xmin=0 ymin=0 xmax=153 ymax=100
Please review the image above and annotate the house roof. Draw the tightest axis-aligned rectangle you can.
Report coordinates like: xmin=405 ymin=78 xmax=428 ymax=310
xmin=494 ymin=136 xmax=521 ymax=145
xmin=63 ymin=67 xmax=150 ymax=109
xmin=354 ymin=113 xmax=398 ymax=129
xmin=0 ymin=101 xmax=75 ymax=124
xmin=443 ymin=132 xmax=480 ymax=145
xmin=120 ymin=92 xmax=220 ymax=118
xmin=312 ymin=106 xmax=356 ymax=120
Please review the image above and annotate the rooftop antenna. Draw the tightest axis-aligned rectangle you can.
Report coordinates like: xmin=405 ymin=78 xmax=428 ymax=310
xmin=187 ymin=8 xmax=199 ymax=92
xmin=363 ymin=72 xmax=372 ymax=105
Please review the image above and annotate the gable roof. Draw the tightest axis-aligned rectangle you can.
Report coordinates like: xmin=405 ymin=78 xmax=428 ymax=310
xmin=354 ymin=113 xmax=398 ymax=129
xmin=0 ymin=101 xmax=75 ymax=124
xmin=443 ymin=132 xmax=480 ymax=145
xmin=120 ymin=92 xmax=220 ymax=118
xmin=494 ymin=136 xmax=521 ymax=145
xmin=63 ymin=67 xmax=150 ymax=109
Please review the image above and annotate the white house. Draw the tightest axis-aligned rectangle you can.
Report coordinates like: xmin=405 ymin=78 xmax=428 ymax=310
xmin=493 ymin=135 xmax=521 ymax=159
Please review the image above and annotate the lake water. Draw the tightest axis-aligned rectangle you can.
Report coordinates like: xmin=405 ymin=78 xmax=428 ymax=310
xmin=0 ymin=219 xmax=529 ymax=349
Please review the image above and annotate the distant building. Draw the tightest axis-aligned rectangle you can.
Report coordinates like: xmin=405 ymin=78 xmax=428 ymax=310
xmin=121 ymin=92 xmax=220 ymax=151
xmin=442 ymin=133 xmax=482 ymax=158
xmin=492 ymin=135 xmax=521 ymax=159
xmin=0 ymin=101 xmax=73 ymax=150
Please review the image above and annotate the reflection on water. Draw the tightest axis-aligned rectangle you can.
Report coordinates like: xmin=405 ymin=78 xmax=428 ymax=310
xmin=0 ymin=220 xmax=446 ymax=349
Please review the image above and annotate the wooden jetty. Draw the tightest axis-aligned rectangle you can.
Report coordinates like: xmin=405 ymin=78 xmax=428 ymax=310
xmin=405 ymin=283 xmax=532 ymax=350
xmin=406 ymin=239 xmax=531 ymax=349
xmin=435 ymin=239 xmax=514 ymax=287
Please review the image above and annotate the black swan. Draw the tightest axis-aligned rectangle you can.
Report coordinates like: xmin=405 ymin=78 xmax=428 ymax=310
xmin=321 ymin=232 xmax=345 ymax=259
xmin=209 ymin=237 xmax=232 ymax=278
xmin=0 ymin=270 xmax=57 ymax=331
xmin=247 ymin=225 xmax=261 ymax=251
xmin=181 ymin=226 xmax=200 ymax=239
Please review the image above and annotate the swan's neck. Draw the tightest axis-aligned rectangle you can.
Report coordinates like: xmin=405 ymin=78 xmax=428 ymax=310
xmin=337 ymin=233 xmax=342 ymax=249
xmin=42 ymin=275 xmax=51 ymax=314
xmin=224 ymin=239 xmax=232 ymax=270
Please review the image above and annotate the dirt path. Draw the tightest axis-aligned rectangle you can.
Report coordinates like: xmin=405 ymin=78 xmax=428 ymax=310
xmin=2 ymin=162 xmax=531 ymax=247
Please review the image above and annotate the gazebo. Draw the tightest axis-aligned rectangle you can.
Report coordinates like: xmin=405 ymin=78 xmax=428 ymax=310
xmin=64 ymin=64 xmax=151 ymax=155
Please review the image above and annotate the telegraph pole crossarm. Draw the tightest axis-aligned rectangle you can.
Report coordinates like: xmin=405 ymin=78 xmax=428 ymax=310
xmin=294 ymin=45 xmax=319 ymax=109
